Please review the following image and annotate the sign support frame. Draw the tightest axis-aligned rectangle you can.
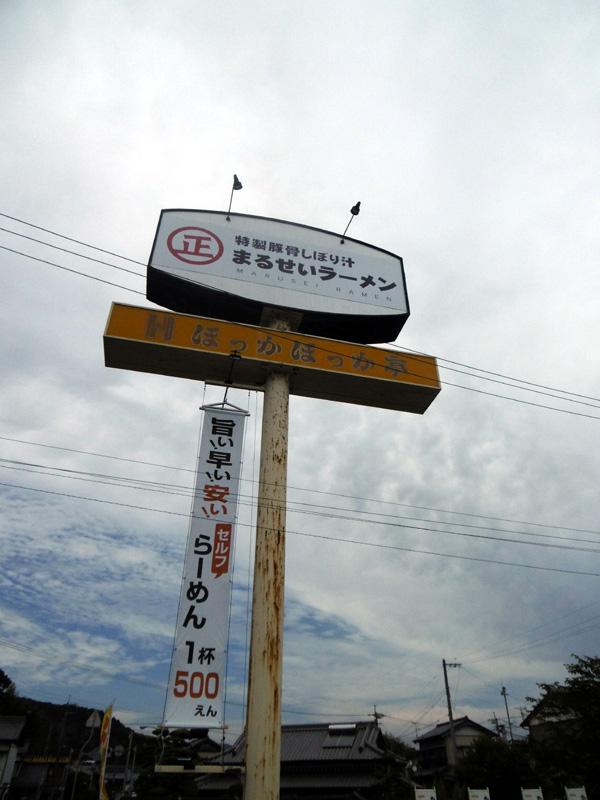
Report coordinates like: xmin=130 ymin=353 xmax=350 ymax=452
xmin=243 ymin=317 xmax=291 ymax=800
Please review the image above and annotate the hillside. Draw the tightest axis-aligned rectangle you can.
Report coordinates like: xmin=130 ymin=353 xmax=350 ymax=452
xmin=0 ymin=669 xmax=146 ymax=757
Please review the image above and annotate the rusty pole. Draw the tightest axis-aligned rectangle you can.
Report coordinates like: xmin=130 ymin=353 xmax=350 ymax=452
xmin=243 ymin=320 xmax=290 ymax=800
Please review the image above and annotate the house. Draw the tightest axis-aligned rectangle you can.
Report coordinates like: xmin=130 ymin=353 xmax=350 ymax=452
xmin=0 ymin=716 xmax=27 ymax=799
xmin=520 ymin=698 xmax=576 ymax=744
xmin=195 ymin=720 xmax=406 ymax=799
xmin=414 ymin=716 xmax=496 ymax=773
xmin=9 ymin=755 xmax=70 ymax=800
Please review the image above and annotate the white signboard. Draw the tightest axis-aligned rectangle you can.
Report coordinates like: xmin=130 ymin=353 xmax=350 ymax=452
xmin=565 ymin=790 xmax=587 ymax=800
xmin=147 ymin=209 xmax=410 ymax=343
xmin=468 ymin=789 xmax=490 ymax=800
xmin=163 ymin=407 xmax=246 ymax=728
xmin=522 ymin=789 xmax=544 ymax=800
xmin=415 ymin=790 xmax=437 ymax=800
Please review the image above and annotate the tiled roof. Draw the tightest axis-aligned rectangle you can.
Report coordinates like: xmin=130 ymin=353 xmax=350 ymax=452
xmin=220 ymin=721 xmax=385 ymax=765
xmin=414 ymin=716 xmax=495 ymax=742
xmin=0 ymin=716 xmax=26 ymax=742
xmin=197 ymin=722 xmax=389 ymax=794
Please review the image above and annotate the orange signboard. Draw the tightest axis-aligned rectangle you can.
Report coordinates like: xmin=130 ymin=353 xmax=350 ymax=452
xmin=104 ymin=303 xmax=440 ymax=414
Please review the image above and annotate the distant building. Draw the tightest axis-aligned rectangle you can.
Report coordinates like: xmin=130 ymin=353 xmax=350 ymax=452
xmin=196 ymin=720 xmax=406 ymax=799
xmin=520 ymin=697 xmax=577 ymax=744
xmin=0 ymin=716 xmax=27 ymax=799
xmin=414 ymin=716 xmax=497 ymax=774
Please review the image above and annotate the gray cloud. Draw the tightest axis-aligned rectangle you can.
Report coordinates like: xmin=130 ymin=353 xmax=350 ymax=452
xmin=1 ymin=0 xmax=599 ymax=744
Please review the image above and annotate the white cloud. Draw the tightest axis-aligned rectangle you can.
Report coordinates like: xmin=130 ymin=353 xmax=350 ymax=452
xmin=1 ymin=0 xmax=599 ymax=745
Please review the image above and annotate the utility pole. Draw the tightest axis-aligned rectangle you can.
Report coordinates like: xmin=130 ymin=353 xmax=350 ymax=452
xmin=104 ymin=209 xmax=441 ymax=800
xmin=442 ymin=659 xmax=461 ymax=765
xmin=244 ymin=315 xmax=292 ymax=800
xmin=501 ymin=687 xmax=514 ymax=742
xmin=123 ymin=731 xmax=134 ymax=795
xmin=489 ymin=713 xmax=501 ymax=737
xmin=53 ymin=700 xmax=71 ymax=800
xmin=371 ymin=705 xmax=385 ymax=727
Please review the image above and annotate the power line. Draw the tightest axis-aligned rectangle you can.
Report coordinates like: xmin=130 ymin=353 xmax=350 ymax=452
xmin=2 ymin=435 xmax=600 ymax=538
xmin=457 ymin=597 xmax=600 ymax=664
xmin=261 ymin=325 xmax=600 ymax=416
xmin=0 ymin=245 xmax=145 ymax=295
xmin=462 ymin=614 xmax=600 ymax=664
xmin=291 ymin=528 xmax=600 ymax=577
xmin=0 ymin=434 xmax=195 ymax=473
xmin=428 ymin=378 xmax=600 ymax=420
xmin=0 ymin=226 xmax=144 ymax=277
xmin=3 ymin=458 xmax=600 ymax=555
xmin=2 ymin=480 xmax=600 ymax=577
xmin=2 ymin=214 xmax=600 ymax=418
xmin=2 ymin=215 xmax=595 ymax=416
xmin=0 ymin=212 xmax=145 ymax=265
xmin=400 ymin=346 xmax=600 ymax=405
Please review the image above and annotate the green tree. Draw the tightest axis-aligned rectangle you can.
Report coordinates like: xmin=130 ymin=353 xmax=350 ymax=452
xmin=454 ymin=737 xmax=538 ymax=800
xmin=0 ymin=668 xmax=15 ymax=694
xmin=527 ymin=654 xmax=600 ymax=800
xmin=0 ymin=668 xmax=24 ymax=716
xmin=382 ymin=732 xmax=415 ymax=760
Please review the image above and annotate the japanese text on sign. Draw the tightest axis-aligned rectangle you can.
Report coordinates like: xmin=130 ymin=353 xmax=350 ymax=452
xmin=149 ymin=210 xmax=408 ymax=314
xmin=164 ymin=409 xmax=246 ymax=727
xmin=143 ymin=312 xmax=410 ymax=381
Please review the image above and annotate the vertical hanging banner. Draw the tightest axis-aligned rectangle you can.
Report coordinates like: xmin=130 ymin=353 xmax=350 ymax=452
xmin=99 ymin=702 xmax=113 ymax=800
xmin=164 ymin=406 xmax=247 ymax=728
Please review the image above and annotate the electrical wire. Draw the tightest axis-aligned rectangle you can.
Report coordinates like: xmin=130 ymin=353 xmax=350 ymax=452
xmin=457 ymin=597 xmax=600 ymax=664
xmin=2 ymin=479 xmax=600 ymax=577
xmin=2 ymin=214 xmax=599 ymax=727
xmin=2 ymin=213 xmax=600 ymax=418
xmin=0 ymin=245 xmax=145 ymax=295
xmin=4 ymin=431 xmax=600 ymax=541
xmin=0 ymin=212 xmax=145 ymax=265
xmin=400 ymin=346 xmax=600 ymax=405
xmin=462 ymin=614 xmax=600 ymax=665
xmin=0 ymin=226 xmax=144 ymax=277
xmin=3 ymin=431 xmax=600 ymax=543
xmin=1 ymin=457 xmax=599 ymax=554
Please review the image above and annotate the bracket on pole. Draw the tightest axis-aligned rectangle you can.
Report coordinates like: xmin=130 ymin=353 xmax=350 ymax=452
xmin=200 ymin=401 xmax=250 ymax=416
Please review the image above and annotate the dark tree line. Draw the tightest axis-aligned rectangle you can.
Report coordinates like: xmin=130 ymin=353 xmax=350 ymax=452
xmin=2 ymin=656 xmax=599 ymax=800
xmin=454 ymin=655 xmax=600 ymax=800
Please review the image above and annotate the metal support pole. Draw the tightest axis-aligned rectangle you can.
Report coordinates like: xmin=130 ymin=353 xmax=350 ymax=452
xmin=443 ymin=659 xmax=460 ymax=765
xmin=123 ymin=731 xmax=133 ymax=794
xmin=501 ymin=686 xmax=514 ymax=742
xmin=244 ymin=334 xmax=290 ymax=800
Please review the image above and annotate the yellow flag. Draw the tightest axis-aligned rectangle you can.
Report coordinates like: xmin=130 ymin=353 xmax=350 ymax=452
xmin=99 ymin=703 xmax=113 ymax=800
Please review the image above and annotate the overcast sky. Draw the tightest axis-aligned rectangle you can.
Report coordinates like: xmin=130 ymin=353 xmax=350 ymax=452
xmin=1 ymin=0 xmax=600 ymax=747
